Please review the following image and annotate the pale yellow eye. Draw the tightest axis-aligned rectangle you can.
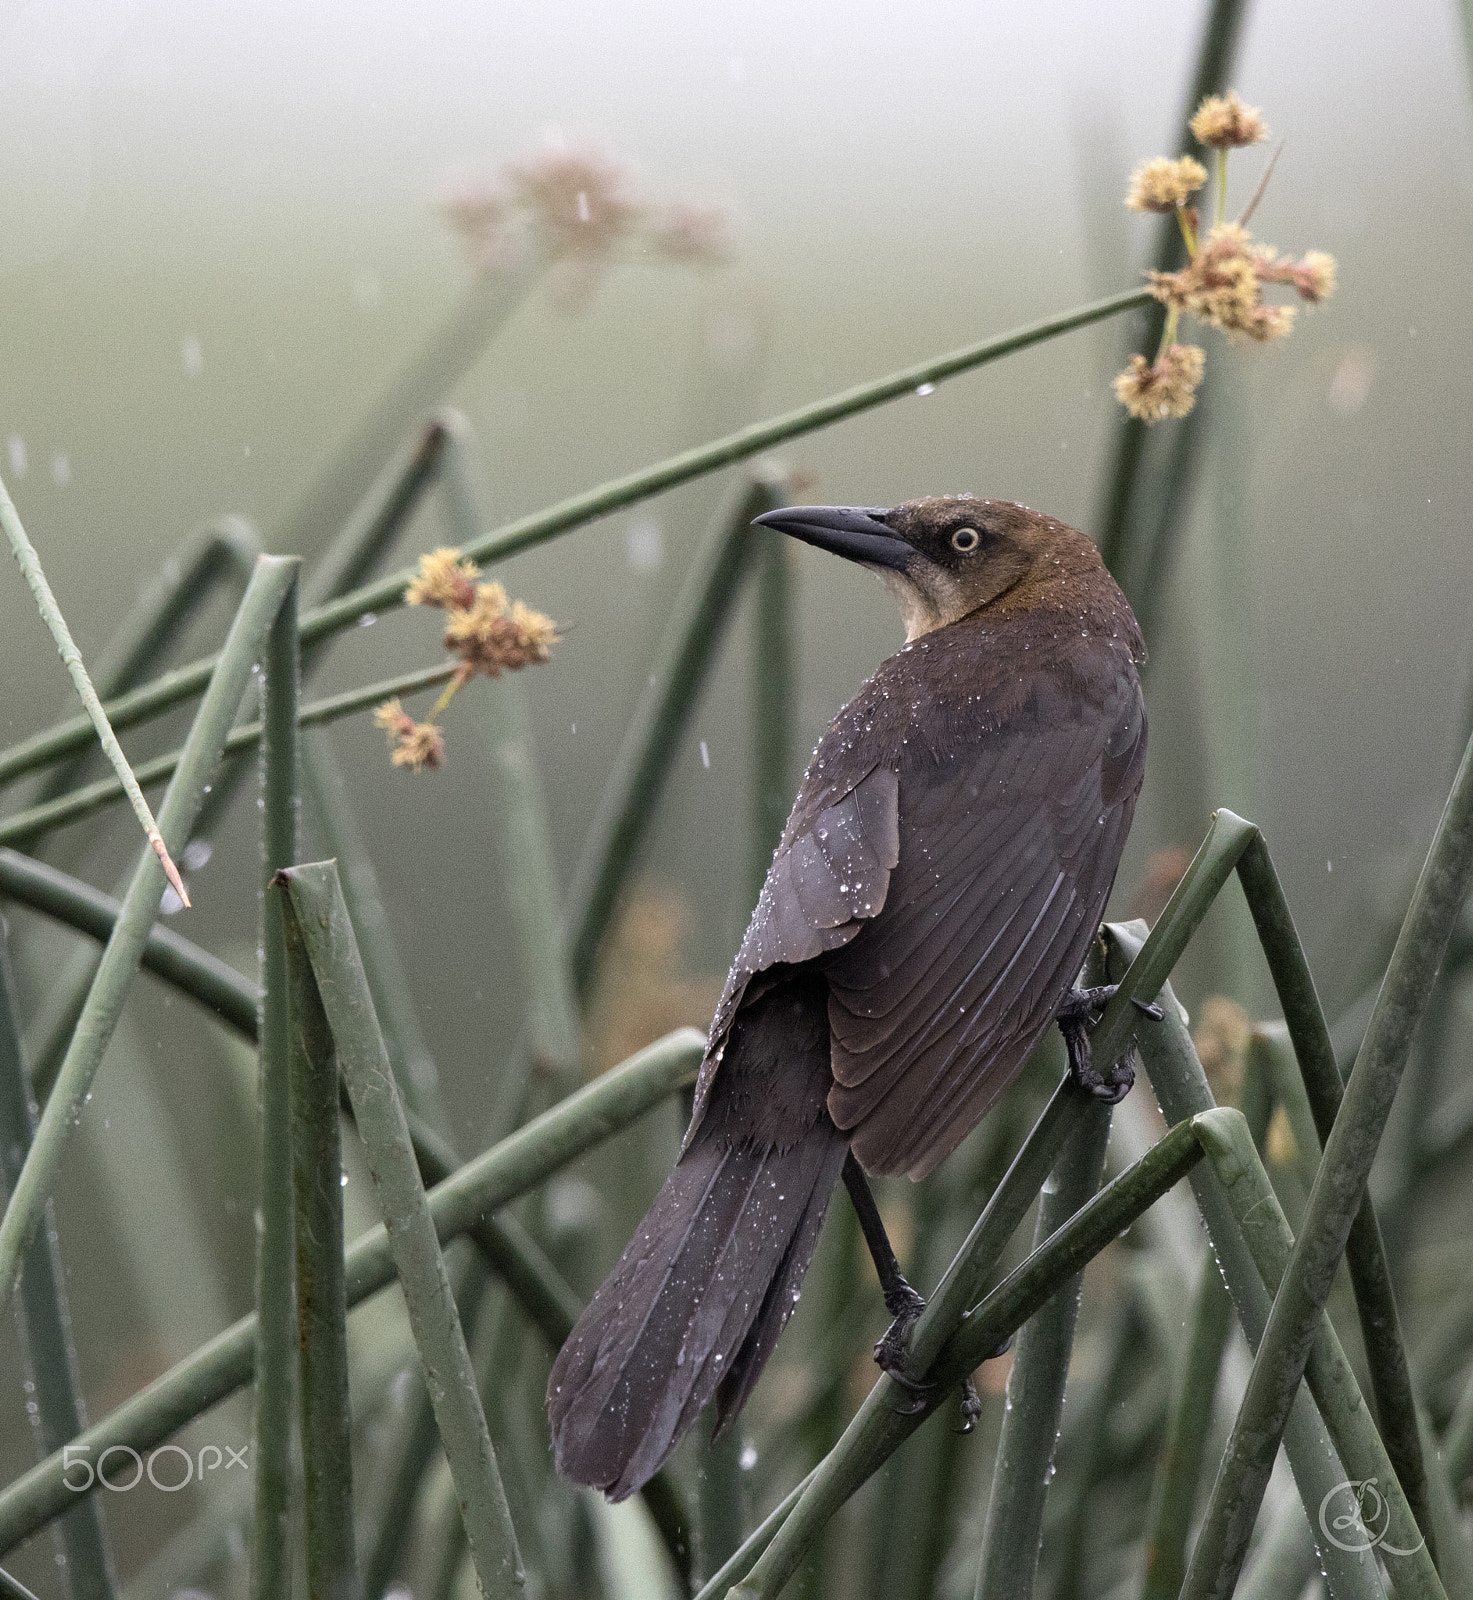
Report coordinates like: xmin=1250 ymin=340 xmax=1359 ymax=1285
xmin=951 ymin=526 xmax=980 ymax=553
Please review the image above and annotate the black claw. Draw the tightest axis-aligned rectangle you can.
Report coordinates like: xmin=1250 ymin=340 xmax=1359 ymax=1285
xmin=1132 ymin=995 xmax=1165 ymax=1021
xmin=1059 ymin=984 xmax=1138 ymax=1104
xmin=956 ymin=1376 xmax=983 ymax=1434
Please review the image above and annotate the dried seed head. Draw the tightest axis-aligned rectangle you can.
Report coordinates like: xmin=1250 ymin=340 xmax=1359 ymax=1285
xmin=1194 ymin=996 xmax=1251 ymax=1102
xmin=1291 ymin=250 xmax=1337 ymax=304
xmin=1238 ymin=302 xmax=1297 ymax=342
xmin=1189 ymin=91 xmax=1269 ymax=149
xmin=443 ymin=582 xmax=559 ymax=677
xmin=1265 ymin=1105 xmax=1299 ymax=1167
xmin=507 ymin=147 xmax=646 ymax=259
xmin=391 ymin=721 xmax=447 ymax=771
xmin=1125 ymin=155 xmax=1208 ymax=213
xmin=1113 ymin=343 xmax=1205 ymax=422
xmin=374 ymin=698 xmax=414 ymax=740
xmin=406 ymin=547 xmax=480 ymax=610
xmin=374 ymin=699 xmax=446 ymax=771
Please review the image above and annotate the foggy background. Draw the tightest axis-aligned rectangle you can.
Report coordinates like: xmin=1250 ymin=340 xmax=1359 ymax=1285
xmin=0 ymin=0 xmax=1471 ymax=1580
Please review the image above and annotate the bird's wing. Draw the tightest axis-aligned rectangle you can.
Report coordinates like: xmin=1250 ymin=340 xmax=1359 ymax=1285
xmin=686 ymin=760 xmax=900 ymax=1142
xmin=825 ymin=663 xmax=1146 ymax=1177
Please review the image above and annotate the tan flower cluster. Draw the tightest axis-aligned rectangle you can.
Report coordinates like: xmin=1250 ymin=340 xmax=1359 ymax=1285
xmin=373 ymin=699 xmax=446 ymax=772
xmin=1115 ymin=92 xmax=1336 ymax=421
xmin=1149 ymin=224 xmax=1306 ymax=344
xmin=440 ymin=144 xmax=734 ymax=308
xmin=1114 ymin=343 xmax=1207 ymax=421
xmin=405 ymin=547 xmax=479 ymax=609
xmin=442 ymin=583 xmax=559 ymax=678
xmin=1126 ymin=156 xmax=1208 ymax=214
xmin=373 ymin=548 xmax=560 ymax=774
xmin=1189 ymin=91 xmax=1268 ymax=149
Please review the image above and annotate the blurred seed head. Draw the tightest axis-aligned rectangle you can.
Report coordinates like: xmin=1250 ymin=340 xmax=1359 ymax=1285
xmin=1193 ymin=997 xmax=1251 ymax=1103
xmin=1189 ymin=91 xmax=1269 ymax=149
xmin=1130 ymin=846 xmax=1194 ymax=926
xmin=405 ymin=546 xmax=479 ymax=609
xmin=1265 ymin=1105 xmax=1299 ymax=1168
xmin=377 ymin=548 xmax=559 ymax=772
xmin=587 ymin=886 xmax=723 ymax=1075
xmin=1125 ymin=155 xmax=1207 ymax=213
xmin=373 ymin=699 xmax=446 ymax=771
xmin=1112 ymin=343 xmax=1205 ymax=421
xmin=1116 ymin=95 xmax=1336 ymax=420
xmin=440 ymin=140 xmax=738 ymax=314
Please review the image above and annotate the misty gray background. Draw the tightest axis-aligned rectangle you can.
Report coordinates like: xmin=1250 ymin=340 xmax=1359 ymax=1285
xmin=0 ymin=0 xmax=1471 ymax=1575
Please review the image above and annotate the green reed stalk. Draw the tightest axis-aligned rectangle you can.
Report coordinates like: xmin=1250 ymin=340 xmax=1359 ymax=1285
xmin=1236 ymin=835 xmax=1433 ymax=1546
xmin=1103 ymin=919 xmax=1394 ymax=1600
xmin=730 ymin=1115 xmax=1208 ymax=1599
xmin=0 ymin=1042 xmax=702 ymax=1554
xmin=567 ymin=474 xmax=784 ymax=993
xmin=1192 ymin=1111 xmax=1446 ymax=1600
xmin=1098 ymin=805 xmax=1432 ymax=1547
xmin=974 ymin=1103 xmax=1114 ymax=1600
xmin=300 ymin=733 xmax=452 ymax=1128
xmin=25 ymin=515 xmax=259 ymax=813
xmin=0 ymin=946 xmax=118 ymax=1600
xmin=360 ymin=1250 xmax=493 ymax=1600
xmin=0 ymin=661 xmax=457 ymax=849
xmin=1093 ymin=0 xmax=1247 ymax=571
xmin=5 ymin=519 xmax=261 ymax=1103
xmin=0 ymin=288 xmax=1152 ymax=793
xmin=1050 ymin=1286 xmax=1147 ymax=1600
xmin=0 ymin=1565 xmax=41 ymax=1600
xmin=0 ymin=848 xmax=596 ymax=1379
xmin=251 ymin=565 xmax=302 ymax=1600
xmin=281 ymin=884 xmax=359 ymax=1600
xmin=273 ymin=267 xmax=537 ymax=562
xmin=282 ymin=861 xmax=524 ymax=1598
xmin=438 ymin=432 xmax=581 ymax=1081
xmin=0 ymin=850 xmax=257 ymax=1077
xmin=0 ymin=472 xmax=190 ymax=903
xmin=0 ymin=556 xmax=298 ymax=1307
xmin=689 ymin=1471 xmax=819 ymax=1600
xmin=300 ymin=415 xmax=455 ymax=609
xmin=1138 ymin=1249 xmax=1234 ymax=1600
xmin=1183 ymin=731 xmax=1473 ymax=1600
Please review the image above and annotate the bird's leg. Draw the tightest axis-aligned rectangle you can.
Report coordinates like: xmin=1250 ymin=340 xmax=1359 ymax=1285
xmin=843 ymin=1154 xmax=924 ymax=1363
xmin=842 ymin=1154 xmax=983 ymax=1427
xmin=1056 ymin=984 xmax=1162 ymax=1104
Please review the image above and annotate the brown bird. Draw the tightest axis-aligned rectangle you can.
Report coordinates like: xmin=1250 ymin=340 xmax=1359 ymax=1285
xmin=547 ymin=496 xmax=1148 ymax=1500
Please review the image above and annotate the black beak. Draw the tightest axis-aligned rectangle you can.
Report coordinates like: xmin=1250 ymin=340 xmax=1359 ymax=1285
xmin=752 ymin=505 xmax=911 ymax=572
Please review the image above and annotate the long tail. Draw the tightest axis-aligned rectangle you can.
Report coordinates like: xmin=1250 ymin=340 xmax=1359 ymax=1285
xmin=547 ymin=976 xmax=847 ymax=1501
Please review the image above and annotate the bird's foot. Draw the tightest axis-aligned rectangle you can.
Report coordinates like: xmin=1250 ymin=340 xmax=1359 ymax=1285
xmin=874 ymin=1281 xmax=1002 ymax=1430
xmin=957 ymin=1376 xmax=983 ymax=1434
xmin=1057 ymin=984 xmax=1160 ymax=1104
xmin=873 ymin=1278 xmax=927 ymax=1398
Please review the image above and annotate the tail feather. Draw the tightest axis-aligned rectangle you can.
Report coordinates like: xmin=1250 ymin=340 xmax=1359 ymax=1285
xmin=547 ymin=975 xmax=845 ymax=1500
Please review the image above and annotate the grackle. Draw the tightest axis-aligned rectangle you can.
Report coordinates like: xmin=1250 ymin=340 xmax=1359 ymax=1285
xmin=547 ymin=496 xmax=1148 ymax=1499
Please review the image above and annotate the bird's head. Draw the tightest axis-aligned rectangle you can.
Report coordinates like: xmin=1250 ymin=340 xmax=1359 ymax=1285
xmin=753 ymin=495 xmax=1101 ymax=642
